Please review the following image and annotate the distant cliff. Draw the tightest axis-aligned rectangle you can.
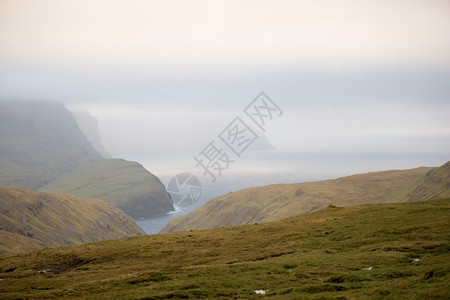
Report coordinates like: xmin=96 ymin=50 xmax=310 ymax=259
xmin=0 ymin=101 xmax=173 ymax=219
xmin=70 ymin=109 xmax=112 ymax=158
xmin=0 ymin=187 xmax=145 ymax=256
xmin=0 ymin=101 xmax=101 ymax=189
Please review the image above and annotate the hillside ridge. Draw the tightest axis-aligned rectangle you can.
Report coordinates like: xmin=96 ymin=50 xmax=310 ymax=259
xmin=0 ymin=187 xmax=145 ymax=256
xmin=161 ymin=163 xmax=449 ymax=233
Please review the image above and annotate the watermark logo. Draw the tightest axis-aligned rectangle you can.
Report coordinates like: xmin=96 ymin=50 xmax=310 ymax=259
xmin=194 ymin=141 xmax=235 ymax=182
xmin=244 ymin=92 xmax=283 ymax=132
xmin=194 ymin=92 xmax=282 ymax=183
xmin=167 ymin=92 xmax=283 ymax=207
xmin=218 ymin=117 xmax=258 ymax=157
xmin=167 ymin=173 xmax=202 ymax=207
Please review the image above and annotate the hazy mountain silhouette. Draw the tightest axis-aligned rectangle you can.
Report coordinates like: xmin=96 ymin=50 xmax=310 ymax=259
xmin=70 ymin=109 xmax=112 ymax=158
xmin=0 ymin=101 xmax=101 ymax=189
xmin=0 ymin=101 xmax=173 ymax=219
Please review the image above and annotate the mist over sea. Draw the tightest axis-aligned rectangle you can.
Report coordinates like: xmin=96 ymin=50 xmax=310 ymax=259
xmin=136 ymin=151 xmax=449 ymax=234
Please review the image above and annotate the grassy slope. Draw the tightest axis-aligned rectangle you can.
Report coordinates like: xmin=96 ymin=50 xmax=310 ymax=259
xmin=0 ymin=199 xmax=448 ymax=299
xmin=0 ymin=187 xmax=145 ymax=253
xmin=39 ymin=159 xmax=174 ymax=219
xmin=162 ymin=166 xmax=433 ymax=232
xmin=0 ymin=230 xmax=46 ymax=257
xmin=393 ymin=161 xmax=450 ymax=203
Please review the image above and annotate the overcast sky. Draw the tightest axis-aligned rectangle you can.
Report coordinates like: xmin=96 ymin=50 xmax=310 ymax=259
xmin=1 ymin=0 xmax=449 ymax=177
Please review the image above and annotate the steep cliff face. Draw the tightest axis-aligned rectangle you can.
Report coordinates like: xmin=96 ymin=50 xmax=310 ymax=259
xmin=0 ymin=101 xmax=102 ymax=189
xmin=39 ymin=159 xmax=174 ymax=219
xmin=161 ymin=165 xmax=439 ymax=233
xmin=0 ymin=101 xmax=174 ymax=218
xmin=0 ymin=187 xmax=145 ymax=255
xmin=70 ymin=109 xmax=112 ymax=158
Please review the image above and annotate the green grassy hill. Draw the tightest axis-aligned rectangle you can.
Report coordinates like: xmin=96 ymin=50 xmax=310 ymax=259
xmin=0 ymin=187 xmax=145 ymax=255
xmin=0 ymin=199 xmax=448 ymax=299
xmin=39 ymin=159 xmax=174 ymax=219
xmin=162 ymin=165 xmax=437 ymax=233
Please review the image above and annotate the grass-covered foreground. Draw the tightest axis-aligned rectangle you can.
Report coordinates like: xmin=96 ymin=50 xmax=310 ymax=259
xmin=0 ymin=199 xmax=449 ymax=299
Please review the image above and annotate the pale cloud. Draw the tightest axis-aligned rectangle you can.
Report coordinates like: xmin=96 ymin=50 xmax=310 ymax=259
xmin=83 ymin=105 xmax=239 ymax=157
xmin=1 ymin=0 xmax=450 ymax=72
xmin=67 ymin=99 xmax=450 ymax=163
xmin=268 ymin=103 xmax=450 ymax=154
xmin=1 ymin=0 xmax=449 ymax=173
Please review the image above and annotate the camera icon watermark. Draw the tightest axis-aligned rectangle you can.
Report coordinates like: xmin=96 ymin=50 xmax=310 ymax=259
xmin=167 ymin=173 xmax=202 ymax=208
